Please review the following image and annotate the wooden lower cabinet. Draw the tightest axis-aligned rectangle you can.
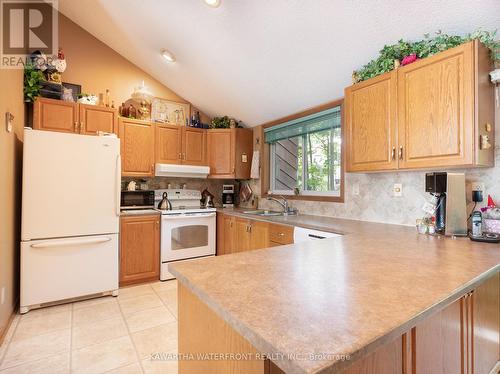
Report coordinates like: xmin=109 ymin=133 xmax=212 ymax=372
xmin=343 ymin=335 xmax=403 ymax=374
xmin=119 ymin=214 xmax=160 ymax=286
xmin=179 ymin=273 xmax=500 ymax=373
xmin=472 ymin=273 xmax=500 ymax=374
xmin=223 ymin=215 xmax=237 ymax=254
xmin=248 ymin=221 xmax=269 ymax=250
xmin=409 ymin=275 xmax=500 ymax=374
xmin=179 ymin=284 xmax=269 ymax=374
xmin=268 ymin=223 xmax=294 ymax=246
xmin=217 ymin=214 xmax=294 ymax=254
xmin=412 ymin=297 xmax=463 ymax=374
xmin=235 ymin=218 xmax=252 ymax=252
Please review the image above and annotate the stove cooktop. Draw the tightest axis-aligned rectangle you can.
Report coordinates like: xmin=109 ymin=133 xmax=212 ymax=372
xmin=159 ymin=206 xmax=216 ymax=215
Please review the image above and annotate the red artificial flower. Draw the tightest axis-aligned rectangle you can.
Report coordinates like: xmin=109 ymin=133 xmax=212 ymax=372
xmin=401 ymin=54 xmax=418 ymax=66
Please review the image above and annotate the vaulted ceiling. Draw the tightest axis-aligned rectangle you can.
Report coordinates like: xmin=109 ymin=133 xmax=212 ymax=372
xmin=59 ymin=0 xmax=500 ymax=126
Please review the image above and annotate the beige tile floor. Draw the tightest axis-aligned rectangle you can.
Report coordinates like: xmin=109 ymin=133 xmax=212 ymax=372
xmin=0 ymin=280 xmax=179 ymax=374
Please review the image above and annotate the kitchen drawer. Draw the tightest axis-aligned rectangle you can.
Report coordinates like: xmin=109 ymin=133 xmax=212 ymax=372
xmin=268 ymin=223 xmax=294 ymax=245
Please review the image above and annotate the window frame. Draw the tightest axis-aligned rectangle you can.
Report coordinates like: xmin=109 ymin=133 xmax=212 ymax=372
xmin=259 ymin=98 xmax=344 ymax=203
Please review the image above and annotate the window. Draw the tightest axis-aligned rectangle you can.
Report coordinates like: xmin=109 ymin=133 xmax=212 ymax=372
xmin=265 ymin=105 xmax=342 ymax=198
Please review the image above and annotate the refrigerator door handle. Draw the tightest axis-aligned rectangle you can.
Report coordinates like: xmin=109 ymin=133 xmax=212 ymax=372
xmin=30 ymin=237 xmax=112 ymax=249
xmin=115 ymin=154 xmax=121 ymax=217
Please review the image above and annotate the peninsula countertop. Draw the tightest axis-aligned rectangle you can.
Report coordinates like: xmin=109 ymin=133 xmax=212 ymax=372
xmin=169 ymin=214 xmax=500 ymax=373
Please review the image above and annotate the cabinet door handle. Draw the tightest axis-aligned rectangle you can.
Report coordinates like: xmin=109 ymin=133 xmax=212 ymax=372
xmin=391 ymin=147 xmax=396 ymax=160
xmin=178 ymin=153 xmax=182 ymax=160
xmin=79 ymin=122 xmax=83 ymax=133
xmin=278 ymin=232 xmax=284 ymax=237
xmin=398 ymin=146 xmax=403 ymax=160
xmin=74 ymin=121 xmax=78 ymax=132
xmin=151 ymin=164 xmax=154 ymax=173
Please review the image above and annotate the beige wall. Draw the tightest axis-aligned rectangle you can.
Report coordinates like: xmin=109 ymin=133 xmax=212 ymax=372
xmin=0 ymin=68 xmax=24 ymax=340
xmin=0 ymin=12 xmax=209 ymax=336
xmin=59 ymin=14 xmax=186 ymax=107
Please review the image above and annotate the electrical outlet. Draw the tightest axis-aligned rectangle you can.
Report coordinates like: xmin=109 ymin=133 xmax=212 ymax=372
xmin=1 ymin=287 xmax=5 ymax=305
xmin=393 ymin=183 xmax=403 ymax=197
xmin=471 ymin=182 xmax=485 ymax=203
xmin=352 ymin=183 xmax=360 ymax=196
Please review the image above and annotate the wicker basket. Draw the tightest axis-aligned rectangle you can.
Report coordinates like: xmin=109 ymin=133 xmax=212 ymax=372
xmin=484 ymin=219 xmax=500 ymax=234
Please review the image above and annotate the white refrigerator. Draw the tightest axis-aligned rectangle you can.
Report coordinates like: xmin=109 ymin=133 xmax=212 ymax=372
xmin=20 ymin=129 xmax=121 ymax=313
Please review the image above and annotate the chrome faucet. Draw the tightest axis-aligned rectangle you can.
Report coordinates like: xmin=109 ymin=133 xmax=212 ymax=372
xmin=266 ymin=196 xmax=297 ymax=215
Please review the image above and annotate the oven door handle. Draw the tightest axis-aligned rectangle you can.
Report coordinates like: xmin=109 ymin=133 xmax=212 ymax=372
xmin=161 ymin=213 xmax=216 ymax=219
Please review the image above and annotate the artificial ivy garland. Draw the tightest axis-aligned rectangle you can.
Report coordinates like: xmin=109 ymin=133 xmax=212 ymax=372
xmin=353 ymin=30 xmax=499 ymax=83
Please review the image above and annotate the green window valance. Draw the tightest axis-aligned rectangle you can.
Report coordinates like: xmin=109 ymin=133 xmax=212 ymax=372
xmin=264 ymin=106 xmax=341 ymax=143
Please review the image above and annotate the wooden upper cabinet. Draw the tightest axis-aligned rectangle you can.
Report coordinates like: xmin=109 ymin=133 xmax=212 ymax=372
xmin=345 ymin=40 xmax=494 ymax=172
xmin=119 ymin=118 xmax=155 ymax=177
xmin=207 ymin=129 xmax=234 ymax=177
xmin=397 ymin=41 xmax=474 ymax=169
xmin=33 ymin=97 xmax=118 ymax=135
xmin=345 ymin=71 xmax=398 ymax=172
xmin=119 ymin=214 xmax=160 ymax=286
xmin=79 ymin=104 xmax=118 ymax=135
xmin=183 ymin=127 xmax=207 ymax=165
xmin=156 ymin=124 xmax=182 ymax=164
xmin=155 ymin=125 xmax=207 ymax=166
xmin=33 ymin=97 xmax=78 ymax=133
xmin=207 ymin=128 xmax=253 ymax=179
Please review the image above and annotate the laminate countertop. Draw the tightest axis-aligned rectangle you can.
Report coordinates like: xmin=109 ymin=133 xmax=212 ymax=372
xmin=169 ymin=214 xmax=500 ymax=373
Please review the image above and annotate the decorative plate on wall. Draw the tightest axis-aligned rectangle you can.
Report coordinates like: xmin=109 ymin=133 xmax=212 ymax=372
xmin=151 ymin=97 xmax=190 ymax=126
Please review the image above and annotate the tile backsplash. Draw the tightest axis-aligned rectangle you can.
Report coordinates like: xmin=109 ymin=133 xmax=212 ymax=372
xmin=255 ymin=115 xmax=500 ymax=226
xmin=122 ymin=177 xmax=236 ymax=207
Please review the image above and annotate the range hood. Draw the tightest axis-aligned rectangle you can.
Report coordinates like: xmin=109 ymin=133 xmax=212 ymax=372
xmin=155 ymin=163 xmax=210 ymax=178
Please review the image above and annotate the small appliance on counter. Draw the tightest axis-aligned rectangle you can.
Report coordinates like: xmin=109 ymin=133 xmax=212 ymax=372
xmin=121 ymin=190 xmax=155 ymax=210
xmin=425 ymin=172 xmax=467 ymax=236
xmin=222 ymin=184 xmax=235 ymax=207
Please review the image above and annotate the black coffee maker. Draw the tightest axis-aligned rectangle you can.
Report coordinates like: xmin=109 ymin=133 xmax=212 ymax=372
xmin=425 ymin=172 xmax=447 ymax=232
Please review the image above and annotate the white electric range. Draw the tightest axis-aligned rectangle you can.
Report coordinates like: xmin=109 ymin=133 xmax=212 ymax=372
xmin=155 ymin=189 xmax=216 ymax=280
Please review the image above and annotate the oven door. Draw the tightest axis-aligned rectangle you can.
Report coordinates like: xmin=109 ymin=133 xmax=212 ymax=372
xmin=161 ymin=212 xmax=216 ymax=262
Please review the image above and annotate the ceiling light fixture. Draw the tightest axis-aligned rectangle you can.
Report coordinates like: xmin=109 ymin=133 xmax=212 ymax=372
xmin=204 ymin=0 xmax=220 ymax=8
xmin=161 ymin=49 xmax=176 ymax=63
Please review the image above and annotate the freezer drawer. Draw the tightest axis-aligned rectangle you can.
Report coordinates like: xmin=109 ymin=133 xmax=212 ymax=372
xmin=21 ymin=234 xmax=119 ymax=311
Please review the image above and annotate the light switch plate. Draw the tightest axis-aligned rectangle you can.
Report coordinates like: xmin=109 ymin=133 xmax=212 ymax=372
xmin=5 ymin=112 xmax=14 ymax=133
xmin=393 ymin=183 xmax=403 ymax=197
